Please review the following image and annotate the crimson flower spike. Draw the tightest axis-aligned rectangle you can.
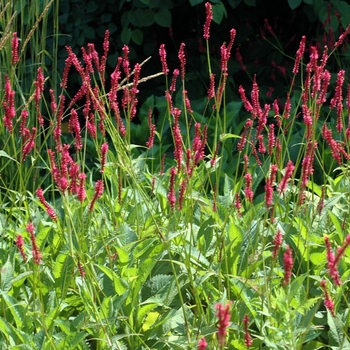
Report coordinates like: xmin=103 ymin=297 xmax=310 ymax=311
xmin=203 ymin=2 xmax=213 ymax=40
xmin=89 ymin=180 xmax=104 ymax=212
xmin=216 ymin=301 xmax=232 ymax=347
xmin=243 ymin=314 xmax=253 ymax=348
xmin=11 ymin=32 xmax=19 ymax=65
xmin=178 ymin=43 xmax=186 ymax=81
xmin=198 ymin=337 xmax=207 ymax=350
xmin=26 ymin=222 xmax=42 ymax=265
xmin=159 ymin=44 xmax=169 ymax=76
xmin=36 ymin=188 xmax=58 ymax=222
xmin=167 ymin=168 xmax=177 ymax=210
xmin=320 ymin=280 xmax=336 ymax=317
xmin=16 ymin=234 xmax=27 ymax=262
xmin=283 ymin=244 xmax=293 ymax=286
xmin=292 ymin=35 xmax=306 ymax=75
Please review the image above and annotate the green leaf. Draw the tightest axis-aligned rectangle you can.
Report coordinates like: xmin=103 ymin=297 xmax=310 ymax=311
xmin=86 ymin=1 xmax=98 ymax=13
xmin=154 ymin=8 xmax=172 ymax=27
xmin=224 ymin=220 xmax=243 ymax=275
xmin=243 ymin=0 xmax=256 ymax=5
xmin=0 ymin=151 xmax=19 ymax=164
xmin=131 ymin=29 xmax=143 ymax=45
xmin=84 ymin=26 xmax=95 ymax=39
xmin=0 ymin=316 xmax=24 ymax=345
xmin=121 ymin=27 xmax=132 ymax=44
xmin=1 ymin=259 xmax=13 ymax=292
xmin=197 ymin=217 xmax=215 ymax=253
xmin=53 ymin=253 xmax=74 ymax=299
xmin=328 ymin=313 xmax=349 ymax=347
xmin=189 ymin=0 xmax=204 ymax=5
xmin=135 ymin=9 xmax=155 ymax=27
xmin=96 ymin=264 xmax=128 ymax=295
xmin=1 ymin=293 xmax=25 ymax=328
xmin=288 ymin=0 xmax=302 ymax=10
xmin=220 ymin=133 xmax=241 ymax=142
xmin=228 ymin=0 xmax=242 ymax=8
xmin=303 ymin=0 xmax=313 ymax=4
xmin=101 ymin=13 xmax=112 ymax=22
xmin=212 ymin=3 xmax=227 ymax=24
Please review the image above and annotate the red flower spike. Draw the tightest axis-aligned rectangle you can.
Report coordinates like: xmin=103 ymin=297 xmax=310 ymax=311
xmin=178 ymin=179 xmax=187 ymax=210
xmin=243 ymin=314 xmax=253 ymax=348
xmin=11 ymin=32 xmax=19 ymax=65
xmin=272 ymin=229 xmax=283 ymax=259
xmin=26 ymin=222 xmax=42 ymax=265
xmin=320 ymin=280 xmax=335 ymax=316
xmin=16 ymin=234 xmax=27 ymax=262
xmin=89 ymin=180 xmax=104 ymax=212
xmin=2 ymin=75 xmax=16 ymax=133
xmin=146 ymin=109 xmax=156 ymax=149
xmin=159 ymin=44 xmax=169 ymax=75
xmin=122 ymin=45 xmax=130 ymax=76
xmin=235 ymin=193 xmax=242 ymax=217
xmin=283 ymin=244 xmax=293 ymax=285
xmin=203 ymin=2 xmax=213 ymax=40
xmin=334 ymin=23 xmax=350 ymax=48
xmin=208 ymin=73 xmax=216 ymax=100
xmin=216 ymin=301 xmax=232 ymax=347
xmin=198 ymin=337 xmax=207 ymax=350
xmin=292 ymin=35 xmax=306 ymax=75
xmin=244 ymin=173 xmax=253 ymax=203
xmin=278 ymin=161 xmax=295 ymax=194
xmin=178 ymin=43 xmax=186 ymax=81
xmin=77 ymin=173 xmax=87 ymax=202
xmin=100 ymin=143 xmax=109 ymax=173
xmin=167 ymin=168 xmax=177 ymax=210
xmin=68 ymin=109 xmax=82 ymax=151
xmin=22 ymin=127 xmax=36 ymax=162
xmin=36 ymin=188 xmax=58 ymax=222
xmin=265 ymin=164 xmax=278 ymax=208
xmin=170 ymin=69 xmax=179 ymax=92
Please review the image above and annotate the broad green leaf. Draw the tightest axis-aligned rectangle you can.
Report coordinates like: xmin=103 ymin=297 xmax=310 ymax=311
xmin=328 ymin=211 xmax=343 ymax=238
xmin=223 ymin=173 xmax=234 ymax=196
xmin=0 ymin=316 xmax=24 ymax=345
xmin=143 ymin=311 xmax=159 ymax=331
xmin=197 ymin=217 xmax=216 ymax=253
xmin=225 ymin=220 xmax=243 ymax=275
xmin=135 ymin=9 xmax=154 ymax=27
xmin=219 ymin=133 xmax=240 ymax=142
xmin=327 ymin=312 xmax=350 ymax=347
xmin=121 ymin=27 xmax=132 ymax=44
xmin=86 ymin=1 xmax=98 ymax=13
xmin=53 ymin=253 xmax=74 ymax=299
xmin=130 ymin=257 xmax=158 ymax=305
xmin=288 ymin=0 xmax=302 ymax=10
xmin=1 ymin=293 xmax=25 ymax=328
xmin=154 ymin=8 xmax=171 ymax=27
xmin=212 ymin=3 xmax=227 ymax=24
xmin=1 ymin=259 xmax=13 ymax=292
xmin=0 ymin=151 xmax=19 ymax=164
xmin=96 ymin=265 xmax=128 ymax=295
xmin=131 ymin=29 xmax=143 ymax=45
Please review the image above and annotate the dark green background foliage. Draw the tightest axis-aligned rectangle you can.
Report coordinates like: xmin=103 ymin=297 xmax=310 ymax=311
xmin=51 ymin=0 xmax=350 ymax=102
